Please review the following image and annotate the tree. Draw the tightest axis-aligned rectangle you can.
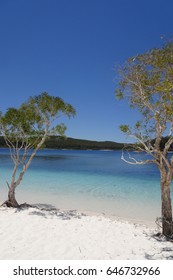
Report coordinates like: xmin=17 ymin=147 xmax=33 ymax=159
xmin=0 ymin=92 xmax=76 ymax=207
xmin=115 ymin=40 xmax=173 ymax=239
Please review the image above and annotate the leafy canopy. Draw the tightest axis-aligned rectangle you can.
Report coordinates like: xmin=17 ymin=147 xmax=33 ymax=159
xmin=115 ymin=40 xmax=173 ymax=152
xmin=0 ymin=92 xmax=76 ymax=149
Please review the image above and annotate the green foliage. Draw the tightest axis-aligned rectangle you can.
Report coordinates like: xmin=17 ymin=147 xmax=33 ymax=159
xmin=0 ymin=136 xmax=124 ymax=150
xmin=115 ymin=89 xmax=123 ymax=100
xmin=26 ymin=92 xmax=76 ymax=119
xmin=0 ymin=92 xmax=76 ymax=148
xmin=135 ymin=121 xmax=141 ymax=129
xmin=120 ymin=125 xmax=130 ymax=133
xmin=115 ymin=39 xmax=173 ymax=149
xmin=116 ymin=40 xmax=173 ymax=238
xmin=116 ymin=41 xmax=173 ymax=100
xmin=52 ymin=123 xmax=67 ymax=137
xmin=44 ymin=136 xmax=124 ymax=150
xmin=0 ymin=92 xmax=76 ymax=206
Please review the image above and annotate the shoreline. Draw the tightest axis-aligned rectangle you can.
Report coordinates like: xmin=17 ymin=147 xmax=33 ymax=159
xmin=53 ymin=207 xmax=157 ymax=228
xmin=0 ymin=204 xmax=173 ymax=260
xmin=1 ymin=199 xmax=156 ymax=227
xmin=0 ymin=191 xmax=160 ymax=228
xmin=0 ymin=148 xmax=168 ymax=226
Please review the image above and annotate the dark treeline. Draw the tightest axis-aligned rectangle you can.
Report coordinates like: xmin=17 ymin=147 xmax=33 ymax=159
xmin=1 ymin=136 xmax=172 ymax=151
xmin=0 ymin=136 xmax=124 ymax=150
xmin=46 ymin=136 xmax=124 ymax=150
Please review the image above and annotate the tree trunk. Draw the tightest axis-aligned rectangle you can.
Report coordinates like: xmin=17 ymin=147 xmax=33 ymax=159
xmin=7 ymin=185 xmax=19 ymax=207
xmin=161 ymin=181 xmax=173 ymax=238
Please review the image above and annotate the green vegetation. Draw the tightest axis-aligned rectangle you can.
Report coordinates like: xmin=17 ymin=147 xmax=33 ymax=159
xmin=0 ymin=135 xmax=124 ymax=150
xmin=45 ymin=136 xmax=124 ymax=150
xmin=0 ymin=92 xmax=75 ymax=207
xmin=116 ymin=39 xmax=173 ymax=239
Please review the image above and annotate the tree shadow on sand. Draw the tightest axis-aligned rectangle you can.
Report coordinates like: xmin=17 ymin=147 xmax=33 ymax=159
xmin=144 ymin=233 xmax=173 ymax=260
xmin=14 ymin=203 xmax=86 ymax=220
xmin=145 ymin=248 xmax=173 ymax=260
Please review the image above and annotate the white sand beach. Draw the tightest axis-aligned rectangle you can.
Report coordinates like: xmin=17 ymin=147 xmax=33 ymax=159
xmin=0 ymin=205 xmax=172 ymax=260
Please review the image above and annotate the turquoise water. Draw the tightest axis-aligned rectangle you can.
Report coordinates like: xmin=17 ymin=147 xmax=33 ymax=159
xmin=0 ymin=148 xmax=172 ymax=222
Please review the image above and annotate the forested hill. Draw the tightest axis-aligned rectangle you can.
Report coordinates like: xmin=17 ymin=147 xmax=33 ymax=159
xmin=1 ymin=136 xmax=173 ymax=150
xmin=45 ymin=136 xmax=124 ymax=150
xmin=0 ymin=136 xmax=124 ymax=150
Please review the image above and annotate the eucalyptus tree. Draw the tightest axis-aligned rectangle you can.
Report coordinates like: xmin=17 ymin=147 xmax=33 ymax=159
xmin=115 ymin=41 xmax=173 ymax=239
xmin=0 ymin=92 xmax=76 ymax=207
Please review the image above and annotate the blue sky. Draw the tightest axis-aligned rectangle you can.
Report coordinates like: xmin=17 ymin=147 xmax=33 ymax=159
xmin=0 ymin=0 xmax=173 ymax=142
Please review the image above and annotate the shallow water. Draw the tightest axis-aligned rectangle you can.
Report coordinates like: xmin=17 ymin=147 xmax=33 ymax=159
xmin=0 ymin=148 xmax=172 ymax=222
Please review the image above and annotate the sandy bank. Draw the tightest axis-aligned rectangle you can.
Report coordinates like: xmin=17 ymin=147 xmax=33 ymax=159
xmin=0 ymin=205 xmax=172 ymax=260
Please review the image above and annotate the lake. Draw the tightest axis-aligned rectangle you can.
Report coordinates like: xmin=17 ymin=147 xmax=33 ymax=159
xmin=0 ymin=148 xmax=172 ymax=223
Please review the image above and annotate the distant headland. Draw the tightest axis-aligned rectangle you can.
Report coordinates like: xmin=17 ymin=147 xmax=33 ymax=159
xmin=1 ymin=136 xmax=172 ymax=151
xmin=0 ymin=136 xmax=124 ymax=150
